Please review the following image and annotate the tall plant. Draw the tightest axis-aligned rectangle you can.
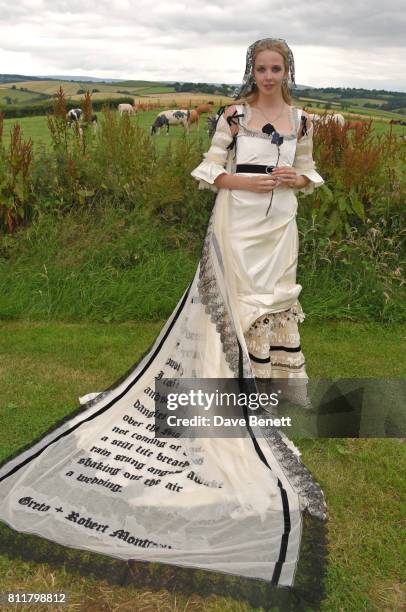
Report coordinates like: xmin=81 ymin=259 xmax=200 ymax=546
xmin=308 ymin=117 xmax=405 ymax=239
xmin=0 ymin=117 xmax=33 ymax=233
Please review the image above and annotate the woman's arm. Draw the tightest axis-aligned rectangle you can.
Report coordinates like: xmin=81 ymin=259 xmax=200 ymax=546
xmin=190 ymin=108 xmax=238 ymax=192
xmin=291 ymin=110 xmax=324 ymax=196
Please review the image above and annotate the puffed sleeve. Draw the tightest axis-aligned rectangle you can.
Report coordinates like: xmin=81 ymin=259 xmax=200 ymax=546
xmin=292 ymin=123 xmax=324 ymax=196
xmin=190 ymin=113 xmax=235 ymax=193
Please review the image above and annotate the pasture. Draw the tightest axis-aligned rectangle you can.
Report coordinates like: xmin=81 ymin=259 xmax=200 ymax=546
xmin=0 ymin=87 xmax=46 ymax=105
xmin=1 ymin=100 xmax=405 ymax=153
xmin=0 ymin=79 xmax=228 ymax=111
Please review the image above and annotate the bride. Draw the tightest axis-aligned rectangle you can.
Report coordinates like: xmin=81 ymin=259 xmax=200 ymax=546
xmin=0 ymin=37 xmax=328 ymax=602
xmin=191 ymin=38 xmax=324 ymax=402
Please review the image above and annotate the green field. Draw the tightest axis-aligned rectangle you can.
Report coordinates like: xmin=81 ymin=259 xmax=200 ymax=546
xmin=1 ymin=104 xmax=405 ymax=154
xmin=340 ymin=97 xmax=386 ymax=106
xmin=0 ymin=319 xmax=404 ymax=611
xmin=0 ymin=87 xmax=49 ymax=105
xmin=298 ymin=95 xmax=341 ymax=106
xmin=0 ymin=109 xmax=211 ymax=153
xmin=0 ymin=79 xmax=176 ymax=103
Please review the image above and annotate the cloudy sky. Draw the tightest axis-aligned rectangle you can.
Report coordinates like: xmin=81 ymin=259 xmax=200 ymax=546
xmin=1 ymin=0 xmax=405 ymax=92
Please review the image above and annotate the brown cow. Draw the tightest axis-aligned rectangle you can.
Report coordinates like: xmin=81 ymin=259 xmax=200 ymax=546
xmin=194 ymin=103 xmax=214 ymax=114
xmin=347 ymin=121 xmax=364 ymax=130
xmin=188 ymin=109 xmax=200 ymax=130
xmin=347 ymin=120 xmax=365 ymax=139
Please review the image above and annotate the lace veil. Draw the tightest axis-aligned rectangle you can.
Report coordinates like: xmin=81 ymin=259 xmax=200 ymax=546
xmin=234 ymin=37 xmax=297 ymax=100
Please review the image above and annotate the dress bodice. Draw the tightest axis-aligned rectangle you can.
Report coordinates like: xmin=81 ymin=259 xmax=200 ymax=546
xmin=235 ymin=103 xmax=302 ymax=168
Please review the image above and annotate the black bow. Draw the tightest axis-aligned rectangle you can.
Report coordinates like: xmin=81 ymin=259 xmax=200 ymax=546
xmin=213 ymin=105 xmax=244 ymax=151
xmin=225 ymin=109 xmax=245 ymax=127
xmin=214 ymin=105 xmax=244 ymax=132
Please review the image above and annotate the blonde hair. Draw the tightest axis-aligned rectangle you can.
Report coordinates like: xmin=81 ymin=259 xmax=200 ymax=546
xmin=233 ymin=40 xmax=293 ymax=106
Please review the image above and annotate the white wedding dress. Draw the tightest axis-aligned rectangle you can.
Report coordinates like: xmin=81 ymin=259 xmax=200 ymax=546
xmin=191 ymin=102 xmax=324 ymax=382
xmin=0 ymin=102 xmax=328 ymax=594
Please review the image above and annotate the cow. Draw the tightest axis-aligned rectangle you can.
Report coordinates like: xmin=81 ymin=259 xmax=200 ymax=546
xmin=346 ymin=120 xmax=365 ymax=139
xmin=118 ymin=103 xmax=136 ymax=115
xmin=150 ymin=114 xmax=170 ymax=135
xmin=150 ymin=109 xmax=190 ymax=135
xmin=310 ymin=112 xmax=345 ymax=127
xmin=89 ymin=114 xmax=98 ymax=132
xmin=347 ymin=121 xmax=364 ymax=129
xmin=66 ymin=108 xmax=82 ymax=126
xmin=194 ymin=103 xmax=214 ymax=114
xmin=187 ymin=109 xmax=200 ymax=130
xmin=347 ymin=120 xmax=364 ymax=133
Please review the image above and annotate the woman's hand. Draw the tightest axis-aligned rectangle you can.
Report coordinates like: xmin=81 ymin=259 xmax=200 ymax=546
xmin=244 ymin=175 xmax=280 ymax=193
xmin=270 ymin=165 xmax=299 ymax=188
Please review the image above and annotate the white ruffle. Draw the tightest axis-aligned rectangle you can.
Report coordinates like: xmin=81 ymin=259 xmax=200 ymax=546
xmin=292 ymin=125 xmax=324 ymax=196
xmin=190 ymin=114 xmax=234 ymax=192
xmin=190 ymin=162 xmax=229 ymax=192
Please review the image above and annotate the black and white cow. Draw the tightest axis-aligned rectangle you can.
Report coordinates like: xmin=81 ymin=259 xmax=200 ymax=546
xmin=66 ymin=108 xmax=82 ymax=126
xmin=150 ymin=114 xmax=170 ymax=135
xmin=150 ymin=109 xmax=190 ymax=135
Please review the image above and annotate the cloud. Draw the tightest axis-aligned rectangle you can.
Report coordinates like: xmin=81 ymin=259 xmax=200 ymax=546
xmin=0 ymin=0 xmax=405 ymax=90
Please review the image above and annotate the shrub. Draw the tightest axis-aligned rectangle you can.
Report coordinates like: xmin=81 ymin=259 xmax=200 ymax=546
xmin=306 ymin=117 xmax=405 ymax=239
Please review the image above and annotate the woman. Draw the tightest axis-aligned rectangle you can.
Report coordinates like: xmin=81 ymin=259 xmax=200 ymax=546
xmin=0 ymin=38 xmax=328 ymax=601
xmin=191 ymin=38 xmax=324 ymax=404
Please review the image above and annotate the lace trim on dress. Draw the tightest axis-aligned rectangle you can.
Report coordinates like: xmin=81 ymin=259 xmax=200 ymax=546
xmin=245 ymin=304 xmax=328 ymax=519
xmin=197 ymin=208 xmax=241 ymax=377
xmin=240 ymin=103 xmax=299 ymax=140
xmin=247 ymin=303 xmax=306 ymax=336
xmin=198 ymin=235 xmax=328 ymax=518
xmin=263 ymin=428 xmax=328 ymax=520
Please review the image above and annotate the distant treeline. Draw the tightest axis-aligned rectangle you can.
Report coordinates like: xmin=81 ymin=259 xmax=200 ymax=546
xmin=378 ymin=98 xmax=406 ymax=111
xmin=0 ymin=97 xmax=134 ymax=118
xmin=300 ymin=86 xmax=406 ymax=98
xmin=0 ymin=74 xmax=47 ymax=84
xmin=173 ymin=82 xmax=235 ymax=96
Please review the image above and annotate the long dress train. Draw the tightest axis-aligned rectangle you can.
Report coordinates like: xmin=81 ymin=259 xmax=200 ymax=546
xmin=0 ymin=103 xmax=328 ymax=600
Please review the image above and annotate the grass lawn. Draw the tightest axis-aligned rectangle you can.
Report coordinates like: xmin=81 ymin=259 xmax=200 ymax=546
xmin=0 ymin=319 xmax=404 ymax=611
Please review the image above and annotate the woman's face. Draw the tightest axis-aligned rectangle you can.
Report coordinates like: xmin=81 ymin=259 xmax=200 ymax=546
xmin=253 ymin=49 xmax=287 ymax=94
